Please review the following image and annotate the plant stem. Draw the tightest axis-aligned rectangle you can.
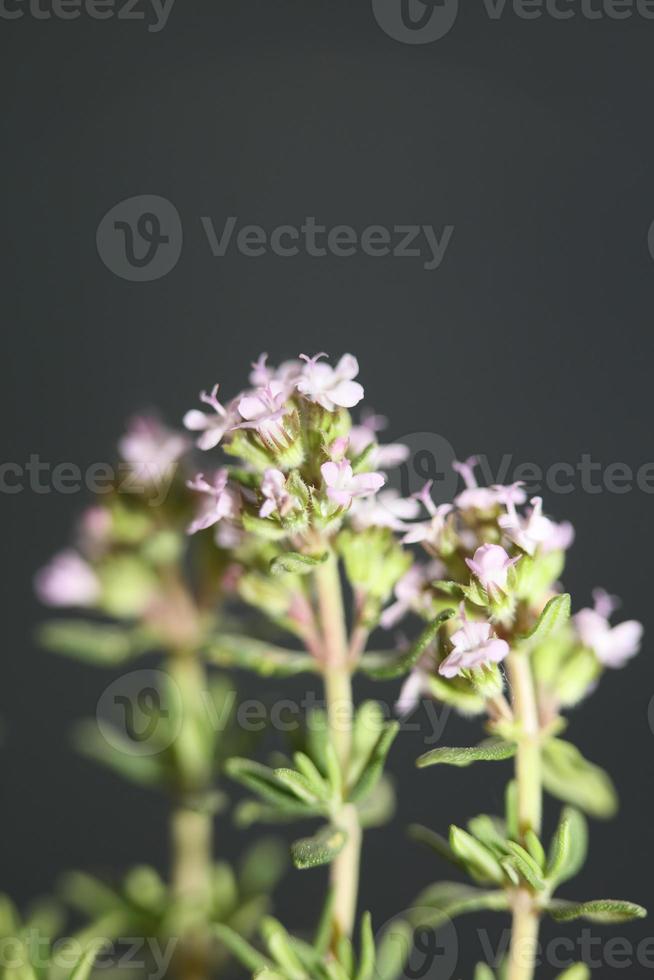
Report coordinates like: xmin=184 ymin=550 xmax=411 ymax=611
xmin=315 ymin=551 xmax=361 ymax=945
xmin=506 ymin=651 xmax=542 ymax=980
xmin=168 ymin=651 xmax=213 ymax=980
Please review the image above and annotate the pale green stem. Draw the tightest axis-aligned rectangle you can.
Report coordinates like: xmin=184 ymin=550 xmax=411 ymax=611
xmin=168 ymin=652 xmax=213 ymax=980
xmin=315 ymin=552 xmax=361 ymax=944
xmin=506 ymin=651 xmax=542 ymax=980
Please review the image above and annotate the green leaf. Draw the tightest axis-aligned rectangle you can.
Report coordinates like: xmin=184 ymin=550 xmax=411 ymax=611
xmin=261 ymin=917 xmax=307 ymax=979
xmin=38 ymin=621 xmax=138 ymax=665
xmin=548 ymin=899 xmax=647 ymax=923
xmin=239 ymin=838 xmax=288 ymax=899
xmin=273 ymin=768 xmax=326 ymax=806
xmin=72 ymin=721 xmax=166 ymax=787
xmin=542 ymin=739 xmax=618 ymax=819
xmin=205 ymin=635 xmax=317 ymax=676
xmin=375 ymin=919 xmax=413 ymax=980
xmin=524 ymin=830 xmax=546 ymax=870
xmin=449 ymin=826 xmax=505 ymax=885
xmin=313 ymin=889 xmax=335 ymax=957
xmin=505 ymin=781 xmax=518 ymax=842
xmin=364 ymin=609 xmax=456 ymax=680
xmin=355 ymin=912 xmax=375 ymax=980
xmin=408 ymin=824 xmax=462 ymax=869
xmin=225 ymin=758 xmax=322 ymax=817
xmin=547 ymin=807 xmax=587 ymax=886
xmin=520 ymin=593 xmax=571 ymax=644
xmin=503 ymin=842 xmax=546 ymax=891
xmin=417 ymin=741 xmax=516 ymax=769
xmin=212 ymin=923 xmax=272 ymax=972
xmin=348 ymin=722 xmax=399 ymax=804
xmin=68 ymin=939 xmax=108 ymax=980
xmin=474 ymin=966 xmax=497 ymax=980
xmin=291 ymin=824 xmax=347 ymax=869
xmin=411 ymin=882 xmax=508 ymax=928
xmin=270 ymin=552 xmax=328 ymax=575
xmin=555 ymin=966 xmax=590 ymax=980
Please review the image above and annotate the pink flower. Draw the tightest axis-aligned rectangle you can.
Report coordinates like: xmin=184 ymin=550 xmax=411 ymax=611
xmin=499 ymin=497 xmax=574 ymax=556
xmin=439 ymin=605 xmax=509 ymax=678
xmin=402 ymin=481 xmax=453 ymax=549
xmin=574 ymin=588 xmax=643 ymax=668
xmin=465 ymin=544 xmax=519 ymax=594
xmin=259 ymin=468 xmax=300 ymax=519
xmin=235 ymin=382 xmax=290 ymax=441
xmin=249 ymin=353 xmax=302 ymax=391
xmin=296 ymin=353 xmax=364 ymax=411
xmin=350 ymin=489 xmax=420 ymax=532
xmin=186 ymin=470 xmax=238 ymax=534
xmin=453 ymin=456 xmax=527 ymax=511
xmin=77 ymin=506 xmax=112 ymax=558
xmin=35 ymin=550 xmax=100 ymax=607
xmin=320 ymin=459 xmax=385 ymax=508
xmin=348 ymin=412 xmax=409 ymax=469
xmin=184 ymin=385 xmax=240 ymax=451
xmin=119 ymin=415 xmax=189 ymax=483
xmin=380 ymin=560 xmax=444 ymax=629
xmin=395 ymin=667 xmax=429 ymax=718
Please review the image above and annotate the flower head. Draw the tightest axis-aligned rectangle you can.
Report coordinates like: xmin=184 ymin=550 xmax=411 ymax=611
xmin=574 ymin=588 xmax=643 ymax=668
xmin=259 ymin=468 xmax=301 ymax=519
xmin=320 ymin=459 xmax=385 ymax=508
xmin=249 ymin=353 xmax=301 ymax=391
xmin=402 ymin=481 xmax=453 ymax=550
xmin=350 ymin=489 xmax=420 ymax=532
xmin=296 ymin=353 xmax=364 ymax=411
xmin=35 ymin=550 xmax=100 ymax=608
xmin=186 ymin=470 xmax=239 ymax=534
xmin=348 ymin=410 xmax=409 ymax=469
xmin=439 ymin=604 xmax=509 ymax=678
xmin=118 ymin=415 xmax=189 ymax=483
xmin=453 ymin=457 xmax=526 ymax=512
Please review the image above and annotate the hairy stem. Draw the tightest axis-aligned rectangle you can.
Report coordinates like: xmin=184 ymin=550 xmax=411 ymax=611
xmin=315 ymin=552 xmax=361 ymax=944
xmin=506 ymin=651 xmax=542 ymax=980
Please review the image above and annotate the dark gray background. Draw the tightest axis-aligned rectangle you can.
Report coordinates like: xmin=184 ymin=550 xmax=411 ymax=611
xmin=2 ymin=1 xmax=653 ymax=976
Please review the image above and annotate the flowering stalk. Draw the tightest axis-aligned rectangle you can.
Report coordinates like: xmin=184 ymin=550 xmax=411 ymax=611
xmin=506 ymin=649 xmax=542 ymax=980
xmin=315 ymin=551 xmax=361 ymax=943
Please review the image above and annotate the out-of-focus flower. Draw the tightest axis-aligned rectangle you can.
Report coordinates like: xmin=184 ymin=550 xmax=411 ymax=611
xmin=402 ymin=481 xmax=453 ymax=548
xmin=35 ymin=550 xmax=100 ymax=607
xmin=439 ymin=605 xmax=509 ymax=678
xmin=186 ymin=470 xmax=239 ymax=534
xmin=248 ymin=353 xmax=302 ymax=391
xmin=574 ymin=588 xmax=643 ymax=668
xmin=184 ymin=385 xmax=240 ymax=451
xmin=395 ymin=666 xmax=429 ymax=718
xmin=296 ymin=353 xmax=364 ymax=411
xmin=380 ymin=560 xmax=443 ymax=629
xmin=348 ymin=411 xmax=409 ymax=469
xmin=259 ymin=468 xmax=300 ymax=519
xmin=119 ymin=415 xmax=189 ymax=483
xmin=499 ymin=496 xmax=574 ymax=556
xmin=77 ymin=506 xmax=112 ymax=557
xmin=465 ymin=543 xmax=519 ymax=594
xmin=320 ymin=460 xmax=385 ymax=508
xmin=350 ymin=489 xmax=420 ymax=532
xmin=453 ymin=456 xmax=527 ymax=512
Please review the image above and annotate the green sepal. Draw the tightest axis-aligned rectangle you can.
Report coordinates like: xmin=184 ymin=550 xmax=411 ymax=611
xmin=520 ymin=593 xmax=571 ymax=645
xmin=290 ymin=824 xmax=347 ymax=869
xmin=547 ymin=899 xmax=647 ymax=923
xmin=270 ymin=551 xmax=328 ymax=575
xmin=364 ymin=609 xmax=455 ymax=680
xmin=542 ymin=739 xmax=618 ymax=819
xmin=416 ymin=741 xmax=515 ymax=769
xmin=241 ymin=512 xmax=288 ymax=540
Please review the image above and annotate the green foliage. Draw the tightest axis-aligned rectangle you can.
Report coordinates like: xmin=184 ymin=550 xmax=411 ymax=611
xmin=547 ymin=899 xmax=647 ymax=923
xmin=362 ymin=609 xmax=455 ymax=680
xmin=204 ymin=634 xmax=317 ymax=676
xmin=227 ymin=703 xmax=399 ymax=866
xmin=519 ymin=593 xmax=571 ymax=645
xmin=554 ymin=966 xmax=590 ymax=980
xmin=410 ymin=883 xmax=508 ymax=929
xmin=37 ymin=621 xmax=151 ymax=667
xmin=270 ymin=552 xmax=328 ymax=576
xmin=541 ymin=739 xmax=618 ymax=819
xmin=416 ymin=741 xmax=516 ymax=769
xmin=0 ymin=893 xmax=101 ymax=980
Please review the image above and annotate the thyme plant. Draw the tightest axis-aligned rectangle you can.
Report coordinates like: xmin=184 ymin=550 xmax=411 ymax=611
xmin=21 ymin=352 xmax=646 ymax=980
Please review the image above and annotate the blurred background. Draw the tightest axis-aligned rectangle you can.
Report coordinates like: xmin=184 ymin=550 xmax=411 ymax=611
xmin=2 ymin=1 xmax=654 ymax=976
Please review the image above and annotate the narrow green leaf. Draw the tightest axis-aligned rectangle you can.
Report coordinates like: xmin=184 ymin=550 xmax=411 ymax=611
xmin=355 ymin=912 xmax=375 ymax=980
xmin=273 ymin=768 xmax=325 ymax=806
xmin=548 ymin=899 xmax=647 ymax=923
xmin=375 ymin=919 xmax=413 ymax=980
xmin=411 ymin=882 xmax=508 ymax=928
xmin=474 ymin=965 xmax=496 ymax=980
xmin=68 ymin=939 xmax=108 ymax=980
xmin=521 ymin=593 xmax=571 ymax=644
xmin=225 ymin=758 xmax=319 ymax=816
xmin=542 ymin=739 xmax=618 ymax=819
xmin=555 ymin=966 xmax=590 ymax=980
xmin=365 ymin=609 xmax=456 ymax=680
xmin=408 ymin=824 xmax=462 ymax=869
xmin=38 ymin=621 xmax=136 ymax=665
xmin=524 ymin=830 xmax=546 ymax=871
xmin=212 ymin=924 xmax=273 ymax=973
xmin=314 ymin=889 xmax=335 ymax=956
xmin=261 ymin=917 xmax=307 ymax=979
xmin=449 ymin=826 xmax=505 ymax=885
xmin=417 ymin=742 xmax=516 ymax=769
xmin=503 ymin=841 xmax=547 ymax=890
xmin=270 ymin=552 xmax=328 ymax=575
xmin=291 ymin=824 xmax=347 ymax=870
xmin=547 ymin=807 xmax=587 ymax=886
xmin=347 ymin=722 xmax=399 ymax=803
xmin=205 ymin=635 xmax=317 ymax=676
